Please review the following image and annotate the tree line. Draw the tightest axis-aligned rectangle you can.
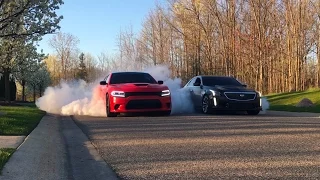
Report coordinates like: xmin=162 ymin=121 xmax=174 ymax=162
xmin=115 ymin=0 xmax=320 ymax=94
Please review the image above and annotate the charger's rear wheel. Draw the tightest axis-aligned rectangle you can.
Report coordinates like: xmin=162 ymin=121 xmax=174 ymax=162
xmin=106 ymin=94 xmax=117 ymax=117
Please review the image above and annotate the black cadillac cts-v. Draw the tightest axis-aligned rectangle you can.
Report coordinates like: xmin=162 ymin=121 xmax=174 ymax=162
xmin=183 ymin=75 xmax=262 ymax=115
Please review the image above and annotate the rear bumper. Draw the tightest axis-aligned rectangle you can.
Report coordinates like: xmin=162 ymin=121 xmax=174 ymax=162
xmin=209 ymin=96 xmax=262 ymax=111
xmin=109 ymin=95 xmax=171 ymax=113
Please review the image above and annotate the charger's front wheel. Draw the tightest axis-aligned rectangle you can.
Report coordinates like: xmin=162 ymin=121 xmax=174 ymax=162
xmin=106 ymin=94 xmax=117 ymax=117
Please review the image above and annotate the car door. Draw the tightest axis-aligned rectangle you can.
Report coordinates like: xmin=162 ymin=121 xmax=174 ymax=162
xmin=184 ymin=77 xmax=196 ymax=104
xmin=192 ymin=77 xmax=203 ymax=106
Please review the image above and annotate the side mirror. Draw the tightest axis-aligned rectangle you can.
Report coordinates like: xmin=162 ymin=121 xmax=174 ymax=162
xmin=158 ymin=80 xmax=164 ymax=84
xmin=200 ymin=84 xmax=203 ymax=89
xmin=242 ymin=84 xmax=247 ymax=88
xmin=100 ymin=81 xmax=107 ymax=85
xmin=193 ymin=82 xmax=201 ymax=86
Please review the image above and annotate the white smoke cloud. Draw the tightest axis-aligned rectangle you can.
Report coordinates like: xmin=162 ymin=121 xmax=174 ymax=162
xmin=60 ymin=84 xmax=106 ymax=116
xmin=144 ymin=65 xmax=194 ymax=114
xmin=260 ymin=97 xmax=270 ymax=114
xmin=36 ymin=65 xmax=269 ymax=116
xmin=36 ymin=65 xmax=194 ymax=116
xmin=36 ymin=79 xmax=106 ymax=117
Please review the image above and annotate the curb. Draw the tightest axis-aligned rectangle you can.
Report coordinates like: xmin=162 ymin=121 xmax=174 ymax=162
xmin=70 ymin=115 xmax=119 ymax=178
xmin=1 ymin=114 xmax=119 ymax=180
xmin=62 ymin=116 xmax=119 ymax=180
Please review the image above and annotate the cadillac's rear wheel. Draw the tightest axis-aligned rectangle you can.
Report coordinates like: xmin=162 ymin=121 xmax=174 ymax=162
xmin=202 ymin=95 xmax=212 ymax=114
xmin=247 ymin=110 xmax=260 ymax=115
xmin=106 ymin=94 xmax=117 ymax=117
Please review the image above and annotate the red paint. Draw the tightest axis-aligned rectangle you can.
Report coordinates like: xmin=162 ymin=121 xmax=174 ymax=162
xmin=99 ymin=72 xmax=171 ymax=113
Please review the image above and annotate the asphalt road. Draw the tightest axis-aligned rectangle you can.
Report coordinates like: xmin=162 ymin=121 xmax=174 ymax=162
xmin=73 ymin=112 xmax=320 ymax=179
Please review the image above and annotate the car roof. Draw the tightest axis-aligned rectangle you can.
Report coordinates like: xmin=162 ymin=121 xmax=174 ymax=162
xmin=198 ymin=75 xmax=235 ymax=78
xmin=111 ymin=71 xmax=149 ymax=75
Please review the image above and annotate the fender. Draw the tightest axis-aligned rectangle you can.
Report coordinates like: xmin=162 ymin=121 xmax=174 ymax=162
xmin=201 ymin=89 xmax=213 ymax=97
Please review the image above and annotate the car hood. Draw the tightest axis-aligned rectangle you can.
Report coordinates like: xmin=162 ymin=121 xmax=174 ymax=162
xmin=110 ymin=83 xmax=168 ymax=92
xmin=207 ymin=85 xmax=256 ymax=92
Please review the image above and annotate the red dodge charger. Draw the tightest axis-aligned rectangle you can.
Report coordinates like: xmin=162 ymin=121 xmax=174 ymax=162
xmin=99 ymin=72 xmax=171 ymax=117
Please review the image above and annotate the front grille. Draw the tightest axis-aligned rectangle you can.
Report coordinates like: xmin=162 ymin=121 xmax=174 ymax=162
xmin=126 ymin=99 xmax=162 ymax=110
xmin=227 ymin=103 xmax=258 ymax=109
xmin=224 ymin=92 xmax=256 ymax=101
xmin=125 ymin=92 xmax=161 ymax=97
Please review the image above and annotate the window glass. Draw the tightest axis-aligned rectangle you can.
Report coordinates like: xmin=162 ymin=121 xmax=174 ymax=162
xmin=185 ymin=77 xmax=195 ymax=87
xmin=195 ymin=77 xmax=201 ymax=84
xmin=110 ymin=72 xmax=157 ymax=84
xmin=202 ymin=76 xmax=243 ymax=86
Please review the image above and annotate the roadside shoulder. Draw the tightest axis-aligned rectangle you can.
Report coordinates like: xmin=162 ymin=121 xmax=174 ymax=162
xmin=0 ymin=114 xmax=68 ymax=180
xmin=267 ymin=110 xmax=320 ymax=117
xmin=62 ymin=116 xmax=119 ymax=180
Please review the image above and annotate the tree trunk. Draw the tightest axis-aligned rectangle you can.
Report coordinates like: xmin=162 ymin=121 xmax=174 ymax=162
xmin=317 ymin=22 xmax=320 ymax=87
xmin=22 ymin=80 xmax=26 ymax=101
xmin=3 ymin=68 xmax=11 ymax=103
xmin=39 ymin=84 xmax=42 ymax=97
xmin=33 ymin=86 xmax=36 ymax=102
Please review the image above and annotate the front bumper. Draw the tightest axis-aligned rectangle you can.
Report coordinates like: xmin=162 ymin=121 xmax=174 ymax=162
xmin=109 ymin=95 xmax=171 ymax=113
xmin=209 ymin=95 xmax=262 ymax=111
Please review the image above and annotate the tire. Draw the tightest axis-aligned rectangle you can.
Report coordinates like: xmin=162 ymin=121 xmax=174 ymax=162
xmin=163 ymin=110 xmax=171 ymax=116
xmin=201 ymin=95 xmax=212 ymax=114
xmin=247 ymin=110 xmax=260 ymax=115
xmin=106 ymin=94 xmax=117 ymax=117
xmin=154 ymin=110 xmax=171 ymax=116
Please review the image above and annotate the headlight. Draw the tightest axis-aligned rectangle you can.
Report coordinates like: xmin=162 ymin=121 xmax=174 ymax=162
xmin=209 ymin=90 xmax=220 ymax=96
xmin=161 ymin=89 xmax=170 ymax=96
xmin=111 ymin=91 xmax=125 ymax=97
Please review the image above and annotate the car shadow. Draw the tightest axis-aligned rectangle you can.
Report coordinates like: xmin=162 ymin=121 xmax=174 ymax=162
xmin=117 ymin=111 xmax=262 ymax=117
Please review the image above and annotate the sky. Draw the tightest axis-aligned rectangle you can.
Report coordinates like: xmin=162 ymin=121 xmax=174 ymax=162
xmin=37 ymin=0 xmax=165 ymax=57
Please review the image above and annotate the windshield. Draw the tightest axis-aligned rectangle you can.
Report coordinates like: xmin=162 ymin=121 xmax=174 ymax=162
xmin=202 ymin=76 xmax=243 ymax=86
xmin=109 ymin=72 xmax=157 ymax=84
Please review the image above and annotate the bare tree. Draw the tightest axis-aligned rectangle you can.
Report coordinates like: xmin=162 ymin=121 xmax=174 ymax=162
xmin=49 ymin=32 xmax=80 ymax=81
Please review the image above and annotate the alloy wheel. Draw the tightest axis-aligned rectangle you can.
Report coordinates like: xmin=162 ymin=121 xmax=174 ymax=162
xmin=202 ymin=95 xmax=209 ymax=113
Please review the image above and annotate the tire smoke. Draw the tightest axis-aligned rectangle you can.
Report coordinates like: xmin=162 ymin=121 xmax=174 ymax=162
xmin=36 ymin=79 xmax=106 ymax=116
xmin=36 ymin=65 xmax=269 ymax=116
xmin=260 ymin=97 xmax=270 ymax=114
xmin=144 ymin=65 xmax=194 ymax=114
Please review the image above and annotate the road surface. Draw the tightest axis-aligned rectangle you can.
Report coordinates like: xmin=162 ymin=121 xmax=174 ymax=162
xmin=73 ymin=112 xmax=320 ymax=179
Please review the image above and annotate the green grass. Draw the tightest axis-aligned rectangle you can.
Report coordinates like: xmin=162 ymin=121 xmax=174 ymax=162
xmin=0 ymin=148 xmax=15 ymax=174
xmin=0 ymin=106 xmax=45 ymax=135
xmin=266 ymin=88 xmax=320 ymax=113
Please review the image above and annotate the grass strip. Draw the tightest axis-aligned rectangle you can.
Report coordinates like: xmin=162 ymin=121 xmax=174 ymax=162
xmin=0 ymin=106 xmax=45 ymax=135
xmin=266 ymin=88 xmax=320 ymax=113
xmin=0 ymin=148 xmax=15 ymax=174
